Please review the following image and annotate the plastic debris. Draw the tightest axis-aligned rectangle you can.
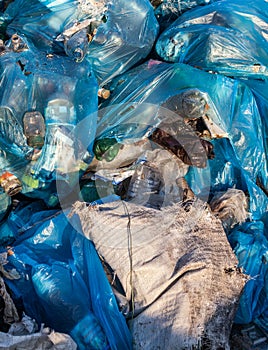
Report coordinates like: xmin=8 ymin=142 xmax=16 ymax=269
xmin=98 ymin=60 xmax=268 ymax=219
xmin=0 ymin=33 xmax=98 ymax=204
xmin=0 ymin=326 xmax=78 ymax=350
xmin=155 ymin=0 xmax=268 ymax=79
xmin=153 ymin=0 xmax=216 ymax=30
xmin=1 ymin=207 xmax=132 ymax=349
xmin=210 ymin=188 xmax=249 ymax=232
xmin=228 ymin=221 xmax=268 ymax=326
xmin=0 ymin=0 xmax=267 ymax=349
xmin=2 ymin=0 xmax=159 ymax=85
xmin=155 ymin=0 xmax=268 ymax=154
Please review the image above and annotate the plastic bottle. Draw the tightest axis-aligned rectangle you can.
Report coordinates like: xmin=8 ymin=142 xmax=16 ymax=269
xmin=30 ymin=94 xmax=77 ymax=181
xmin=126 ymin=161 xmax=163 ymax=208
xmin=23 ymin=111 xmax=45 ymax=148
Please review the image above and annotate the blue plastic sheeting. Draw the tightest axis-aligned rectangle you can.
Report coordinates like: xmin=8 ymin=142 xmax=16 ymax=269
xmin=241 ymin=78 xmax=268 ymax=156
xmin=0 ymin=200 xmax=57 ymax=246
xmin=2 ymin=205 xmax=132 ymax=350
xmin=155 ymin=0 xmax=268 ymax=150
xmin=3 ymin=0 xmax=159 ymax=85
xmin=98 ymin=60 xmax=268 ymax=219
xmin=228 ymin=221 xmax=268 ymax=326
xmin=0 ymin=35 xmax=98 ymax=199
xmin=154 ymin=0 xmax=216 ymax=30
xmin=156 ymin=0 xmax=268 ymax=79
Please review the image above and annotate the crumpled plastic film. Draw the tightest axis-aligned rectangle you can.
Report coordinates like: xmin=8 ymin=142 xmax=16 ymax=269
xmin=156 ymin=0 xmax=268 ymax=79
xmin=155 ymin=0 xmax=268 ymax=155
xmin=98 ymin=60 xmax=268 ymax=218
xmin=1 ymin=207 xmax=132 ymax=349
xmin=154 ymin=0 xmax=216 ymax=30
xmin=228 ymin=221 xmax=268 ymax=326
xmin=3 ymin=0 xmax=159 ymax=85
xmin=0 ymin=34 xmax=98 ymax=202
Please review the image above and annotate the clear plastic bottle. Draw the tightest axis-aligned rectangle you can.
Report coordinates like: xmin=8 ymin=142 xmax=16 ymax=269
xmin=126 ymin=161 xmax=163 ymax=208
xmin=30 ymin=95 xmax=77 ymax=181
xmin=23 ymin=111 xmax=45 ymax=148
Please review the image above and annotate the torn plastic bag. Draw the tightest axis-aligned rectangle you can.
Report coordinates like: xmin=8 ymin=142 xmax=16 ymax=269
xmin=73 ymin=200 xmax=246 ymax=349
xmin=3 ymin=0 xmax=159 ymax=85
xmin=153 ymin=0 xmax=217 ymax=30
xmin=98 ymin=60 xmax=268 ymax=218
xmin=155 ymin=0 xmax=268 ymax=79
xmin=2 ymin=209 xmax=132 ymax=349
xmin=228 ymin=221 xmax=268 ymax=326
xmin=0 ymin=35 xmax=98 ymax=201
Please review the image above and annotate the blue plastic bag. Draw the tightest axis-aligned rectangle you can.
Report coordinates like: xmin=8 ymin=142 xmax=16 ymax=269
xmin=3 ymin=208 xmax=132 ymax=349
xmin=3 ymin=0 xmax=159 ymax=85
xmin=154 ymin=0 xmax=217 ymax=30
xmin=228 ymin=221 xmax=268 ymax=325
xmin=155 ymin=0 xmax=268 ymax=154
xmin=156 ymin=0 xmax=268 ymax=79
xmin=0 ymin=34 xmax=98 ymax=201
xmin=98 ymin=60 xmax=268 ymax=218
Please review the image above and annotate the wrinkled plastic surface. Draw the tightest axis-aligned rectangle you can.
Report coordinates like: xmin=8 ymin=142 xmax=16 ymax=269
xmin=155 ymin=0 xmax=268 ymax=152
xmin=3 ymin=0 xmax=159 ymax=85
xmin=98 ymin=60 xmax=268 ymax=219
xmin=156 ymin=0 xmax=268 ymax=79
xmin=0 ymin=35 xmax=98 ymax=201
xmin=154 ymin=0 xmax=216 ymax=30
xmin=2 ymin=205 xmax=131 ymax=349
xmin=0 ymin=192 xmax=10 ymax=223
xmin=228 ymin=221 xmax=268 ymax=326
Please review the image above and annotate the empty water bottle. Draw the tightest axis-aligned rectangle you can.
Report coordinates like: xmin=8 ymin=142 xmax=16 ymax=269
xmin=23 ymin=111 xmax=45 ymax=149
xmin=30 ymin=94 xmax=77 ymax=181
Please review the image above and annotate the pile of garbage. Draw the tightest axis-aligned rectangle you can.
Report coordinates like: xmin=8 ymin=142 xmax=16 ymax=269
xmin=0 ymin=0 xmax=267 ymax=349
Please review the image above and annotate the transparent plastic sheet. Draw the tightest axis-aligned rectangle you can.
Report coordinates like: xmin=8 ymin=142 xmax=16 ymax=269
xmin=228 ymin=221 xmax=268 ymax=326
xmin=98 ymin=60 xmax=268 ymax=219
xmin=0 ymin=35 xmax=98 ymax=201
xmin=2 ymin=208 xmax=132 ymax=349
xmin=3 ymin=0 xmax=159 ymax=85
